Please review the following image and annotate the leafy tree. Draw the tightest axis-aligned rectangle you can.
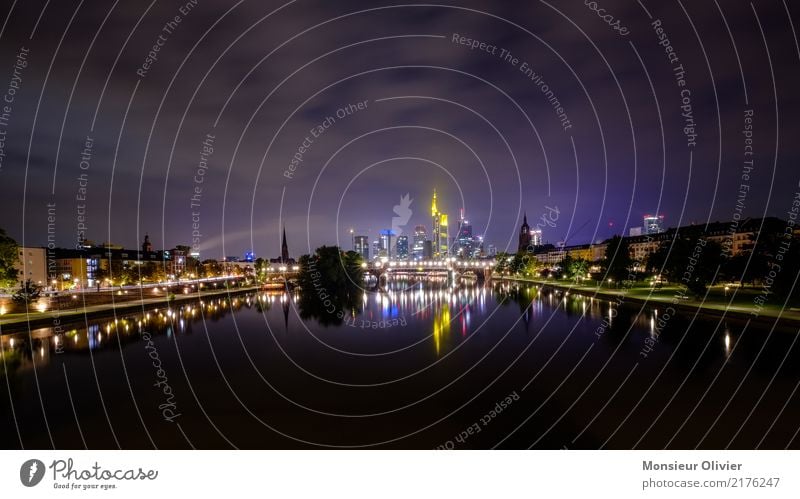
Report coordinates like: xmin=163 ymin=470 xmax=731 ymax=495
xmin=0 ymin=228 xmax=19 ymax=290
xmin=202 ymin=259 xmax=223 ymax=277
xmin=647 ymin=234 xmax=723 ymax=296
xmin=95 ymin=257 xmax=134 ymax=286
xmin=254 ymin=257 xmax=266 ymax=282
xmin=138 ymin=261 xmax=167 ymax=283
xmin=523 ymin=254 xmax=544 ymax=277
xmin=494 ymin=252 xmax=512 ymax=274
xmin=604 ymin=235 xmax=632 ymax=284
xmin=297 ymin=246 xmax=364 ymax=325
xmin=560 ymin=253 xmax=574 ymax=277
xmin=508 ymin=252 xmax=527 ymax=275
xmin=566 ymin=258 xmax=590 ymax=282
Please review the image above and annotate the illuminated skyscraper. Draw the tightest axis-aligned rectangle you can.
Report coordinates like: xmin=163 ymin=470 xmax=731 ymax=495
xmin=354 ymin=235 xmax=369 ymax=260
xmin=396 ymin=236 xmax=409 ymax=259
xmin=431 ymin=189 xmax=449 ymax=259
xmin=455 ymin=208 xmax=475 ymax=258
xmin=412 ymin=225 xmax=427 ymax=260
xmin=379 ymin=229 xmax=394 ymax=258
xmin=644 ymin=214 xmax=665 ymax=235
xmin=530 ymin=228 xmax=542 ymax=247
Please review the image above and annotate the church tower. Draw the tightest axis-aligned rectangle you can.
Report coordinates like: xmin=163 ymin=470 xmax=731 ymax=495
xmin=518 ymin=213 xmax=532 ymax=252
xmin=281 ymin=228 xmax=289 ymax=263
xmin=142 ymin=234 xmax=153 ymax=253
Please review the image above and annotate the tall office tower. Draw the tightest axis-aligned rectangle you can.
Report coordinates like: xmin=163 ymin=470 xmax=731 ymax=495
xmin=455 ymin=208 xmax=474 ymax=257
xmin=354 ymin=235 xmax=370 ymax=260
xmin=379 ymin=230 xmax=394 ymax=258
xmin=412 ymin=224 xmax=427 ymax=260
xmin=396 ymin=236 xmax=409 ymax=259
xmin=530 ymin=228 xmax=542 ymax=247
xmin=422 ymin=240 xmax=433 ymax=259
xmin=644 ymin=214 xmax=665 ymax=235
xmin=473 ymin=234 xmax=485 ymax=258
xmin=431 ymin=189 xmax=449 ymax=259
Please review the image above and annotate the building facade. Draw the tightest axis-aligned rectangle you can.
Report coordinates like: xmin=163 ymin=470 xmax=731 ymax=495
xmin=14 ymin=247 xmax=48 ymax=287
xmin=396 ymin=236 xmax=409 ymax=259
xmin=431 ymin=190 xmax=448 ymax=258
xmin=412 ymin=225 xmax=427 ymax=260
xmin=354 ymin=235 xmax=370 ymax=260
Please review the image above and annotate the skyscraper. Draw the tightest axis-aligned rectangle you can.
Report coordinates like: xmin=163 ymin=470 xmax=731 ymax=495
xmin=396 ymin=236 xmax=409 ymax=259
xmin=412 ymin=224 xmax=427 ymax=260
xmin=530 ymin=228 xmax=542 ymax=247
xmin=455 ymin=208 xmax=475 ymax=258
xmin=379 ymin=230 xmax=394 ymax=258
xmin=422 ymin=240 xmax=433 ymax=259
xmin=354 ymin=235 xmax=369 ymax=260
xmin=372 ymin=239 xmax=380 ymax=259
xmin=644 ymin=214 xmax=665 ymax=235
xmin=431 ymin=189 xmax=449 ymax=259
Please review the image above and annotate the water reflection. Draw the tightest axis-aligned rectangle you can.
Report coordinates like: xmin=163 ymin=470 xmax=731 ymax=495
xmin=0 ymin=279 xmax=786 ymax=375
xmin=0 ymin=292 xmax=283 ymax=379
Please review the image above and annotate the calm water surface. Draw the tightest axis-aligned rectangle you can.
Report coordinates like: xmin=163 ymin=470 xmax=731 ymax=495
xmin=1 ymin=278 xmax=799 ymax=449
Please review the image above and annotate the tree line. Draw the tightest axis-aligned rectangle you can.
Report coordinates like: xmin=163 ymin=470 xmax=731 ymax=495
xmin=495 ymin=227 xmax=799 ymax=303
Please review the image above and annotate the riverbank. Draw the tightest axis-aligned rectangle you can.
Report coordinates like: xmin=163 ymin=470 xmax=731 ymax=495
xmin=0 ymin=286 xmax=261 ymax=332
xmin=497 ymin=276 xmax=800 ymax=328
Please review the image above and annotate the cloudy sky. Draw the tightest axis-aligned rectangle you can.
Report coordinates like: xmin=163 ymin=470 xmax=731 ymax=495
xmin=0 ymin=0 xmax=798 ymax=259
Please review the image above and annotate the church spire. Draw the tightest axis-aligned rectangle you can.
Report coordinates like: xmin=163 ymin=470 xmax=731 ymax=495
xmin=281 ymin=228 xmax=289 ymax=263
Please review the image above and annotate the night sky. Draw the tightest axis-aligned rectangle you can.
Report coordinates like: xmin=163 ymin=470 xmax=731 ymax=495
xmin=0 ymin=0 xmax=798 ymax=259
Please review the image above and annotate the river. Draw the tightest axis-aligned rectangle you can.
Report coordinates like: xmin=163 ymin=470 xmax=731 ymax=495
xmin=1 ymin=278 xmax=798 ymax=449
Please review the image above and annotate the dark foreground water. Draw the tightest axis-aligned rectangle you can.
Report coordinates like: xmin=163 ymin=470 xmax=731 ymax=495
xmin=2 ymin=278 xmax=799 ymax=449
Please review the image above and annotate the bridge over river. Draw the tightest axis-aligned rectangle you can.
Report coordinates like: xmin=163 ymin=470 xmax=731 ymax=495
xmin=365 ymin=259 xmax=495 ymax=282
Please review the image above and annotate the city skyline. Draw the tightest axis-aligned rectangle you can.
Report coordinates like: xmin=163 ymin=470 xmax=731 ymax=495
xmin=3 ymin=0 xmax=800 ymax=464
xmin=1 ymin=2 xmax=798 ymax=259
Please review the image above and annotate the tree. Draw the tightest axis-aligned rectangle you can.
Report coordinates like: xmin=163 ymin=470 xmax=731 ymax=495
xmin=254 ymin=257 xmax=266 ymax=282
xmin=202 ymin=259 xmax=223 ymax=277
xmin=604 ymin=235 xmax=632 ymax=284
xmin=12 ymin=279 xmax=43 ymax=304
xmin=560 ymin=253 xmax=574 ymax=278
xmin=566 ymin=258 xmax=590 ymax=282
xmin=523 ymin=254 xmax=544 ymax=277
xmin=0 ymin=228 xmax=19 ymax=290
xmin=297 ymin=246 xmax=364 ymax=325
xmin=647 ymin=235 xmax=723 ymax=296
xmin=508 ymin=252 xmax=527 ymax=275
xmin=138 ymin=262 xmax=167 ymax=283
xmin=494 ymin=252 xmax=512 ymax=274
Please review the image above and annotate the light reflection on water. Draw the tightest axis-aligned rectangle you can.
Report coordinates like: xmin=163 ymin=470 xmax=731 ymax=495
xmin=0 ymin=278 xmax=746 ymax=371
xmin=2 ymin=277 xmax=800 ymax=449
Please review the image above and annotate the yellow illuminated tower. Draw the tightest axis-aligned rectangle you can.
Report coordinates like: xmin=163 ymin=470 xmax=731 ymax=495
xmin=431 ymin=189 xmax=449 ymax=258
